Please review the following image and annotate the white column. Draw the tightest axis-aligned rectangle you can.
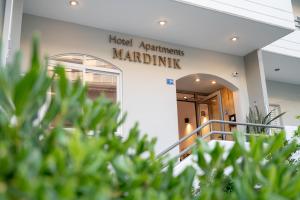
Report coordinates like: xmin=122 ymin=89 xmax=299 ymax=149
xmin=244 ymin=50 xmax=270 ymax=114
xmin=1 ymin=0 xmax=23 ymax=66
xmin=8 ymin=0 xmax=23 ymax=63
xmin=2 ymin=0 xmax=13 ymax=66
xmin=0 ymin=0 xmax=6 ymax=36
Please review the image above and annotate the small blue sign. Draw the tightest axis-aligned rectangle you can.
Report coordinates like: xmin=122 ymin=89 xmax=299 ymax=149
xmin=166 ymin=78 xmax=174 ymax=85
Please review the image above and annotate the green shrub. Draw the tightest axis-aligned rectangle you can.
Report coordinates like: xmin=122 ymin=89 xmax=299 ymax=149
xmin=193 ymin=131 xmax=300 ymax=200
xmin=0 ymin=38 xmax=195 ymax=200
xmin=246 ymin=105 xmax=285 ymax=133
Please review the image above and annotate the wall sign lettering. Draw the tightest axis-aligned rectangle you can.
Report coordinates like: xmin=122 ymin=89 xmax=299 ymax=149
xmin=109 ymin=35 xmax=184 ymax=69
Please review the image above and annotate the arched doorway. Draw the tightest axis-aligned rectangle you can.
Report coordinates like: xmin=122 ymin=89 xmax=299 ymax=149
xmin=176 ymin=74 xmax=238 ymax=157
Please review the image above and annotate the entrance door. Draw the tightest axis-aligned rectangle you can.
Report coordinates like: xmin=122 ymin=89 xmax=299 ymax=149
xmin=198 ymin=91 xmax=224 ymax=140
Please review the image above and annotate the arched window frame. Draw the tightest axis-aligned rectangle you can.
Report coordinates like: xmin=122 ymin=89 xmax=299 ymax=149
xmin=47 ymin=53 xmax=123 ymax=136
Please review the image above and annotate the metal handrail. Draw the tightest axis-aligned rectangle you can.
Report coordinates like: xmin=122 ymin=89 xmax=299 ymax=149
xmin=295 ymin=17 xmax=300 ymax=28
xmin=174 ymin=131 xmax=272 ymax=161
xmin=157 ymin=120 xmax=284 ymax=158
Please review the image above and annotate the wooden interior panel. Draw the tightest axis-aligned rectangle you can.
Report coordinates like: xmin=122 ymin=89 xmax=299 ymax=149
xmin=220 ymin=87 xmax=236 ymax=140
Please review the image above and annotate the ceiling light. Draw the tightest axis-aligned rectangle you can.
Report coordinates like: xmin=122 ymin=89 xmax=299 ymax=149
xmin=274 ymin=68 xmax=280 ymax=72
xmin=183 ymin=96 xmax=188 ymax=100
xmin=159 ymin=20 xmax=167 ymax=26
xmin=69 ymin=0 xmax=79 ymax=6
xmin=211 ymin=81 xmax=216 ymax=85
xmin=231 ymin=36 xmax=238 ymax=42
xmin=195 ymin=78 xmax=201 ymax=82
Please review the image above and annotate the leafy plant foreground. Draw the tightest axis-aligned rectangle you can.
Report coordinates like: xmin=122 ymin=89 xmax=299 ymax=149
xmin=0 ymin=38 xmax=300 ymax=200
xmin=0 ymin=39 xmax=195 ymax=200
xmin=194 ymin=131 xmax=300 ymax=200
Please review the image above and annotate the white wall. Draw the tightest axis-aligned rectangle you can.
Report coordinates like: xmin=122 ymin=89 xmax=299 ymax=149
xmin=267 ymin=80 xmax=300 ymax=126
xmin=21 ymin=14 xmax=250 ymax=155
xmin=175 ymin=0 xmax=295 ymax=30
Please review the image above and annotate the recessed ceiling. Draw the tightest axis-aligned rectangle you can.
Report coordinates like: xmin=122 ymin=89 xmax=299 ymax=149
xmin=176 ymin=74 xmax=225 ymax=94
xmin=23 ymin=0 xmax=293 ymax=56
xmin=262 ymin=51 xmax=300 ymax=85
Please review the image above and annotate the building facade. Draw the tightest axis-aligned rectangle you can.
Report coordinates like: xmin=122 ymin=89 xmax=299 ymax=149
xmin=1 ymin=0 xmax=300 ymax=155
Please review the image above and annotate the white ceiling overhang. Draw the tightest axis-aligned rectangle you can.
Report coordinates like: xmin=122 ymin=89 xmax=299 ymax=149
xmin=23 ymin=0 xmax=294 ymax=56
xmin=262 ymin=51 xmax=300 ymax=85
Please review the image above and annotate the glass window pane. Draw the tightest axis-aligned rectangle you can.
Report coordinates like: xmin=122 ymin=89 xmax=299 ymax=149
xmin=47 ymin=54 xmax=121 ymax=133
xmin=51 ymin=54 xmax=117 ymax=70
xmin=48 ymin=66 xmax=82 ymax=81
xmin=65 ymin=68 xmax=82 ymax=81
xmin=202 ymin=96 xmax=223 ymax=140
xmin=47 ymin=67 xmax=83 ymax=128
xmin=48 ymin=67 xmax=82 ymax=96
xmin=85 ymin=70 xmax=117 ymax=102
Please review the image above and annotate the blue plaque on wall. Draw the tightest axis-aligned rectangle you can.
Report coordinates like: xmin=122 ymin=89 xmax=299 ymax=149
xmin=166 ymin=78 xmax=174 ymax=85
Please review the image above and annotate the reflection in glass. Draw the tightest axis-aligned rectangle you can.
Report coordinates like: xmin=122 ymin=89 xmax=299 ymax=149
xmin=47 ymin=55 xmax=120 ymax=129
xmin=201 ymin=95 xmax=223 ymax=140
xmin=47 ymin=66 xmax=82 ymax=96
xmin=85 ymin=70 xmax=117 ymax=102
xmin=51 ymin=54 xmax=117 ymax=69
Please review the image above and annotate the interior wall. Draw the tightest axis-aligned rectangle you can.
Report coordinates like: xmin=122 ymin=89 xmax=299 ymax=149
xmin=21 ymin=14 xmax=250 ymax=155
xmin=177 ymin=101 xmax=197 ymax=152
xmin=267 ymin=80 xmax=300 ymax=126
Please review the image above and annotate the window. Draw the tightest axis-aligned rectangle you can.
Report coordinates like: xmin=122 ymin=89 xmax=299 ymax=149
xmin=85 ymin=70 xmax=117 ymax=102
xmin=48 ymin=54 xmax=122 ymax=134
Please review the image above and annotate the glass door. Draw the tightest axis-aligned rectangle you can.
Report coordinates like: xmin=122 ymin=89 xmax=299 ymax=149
xmin=198 ymin=91 xmax=224 ymax=140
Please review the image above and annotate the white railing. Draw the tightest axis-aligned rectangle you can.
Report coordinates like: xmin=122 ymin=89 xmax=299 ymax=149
xmin=157 ymin=120 xmax=284 ymax=161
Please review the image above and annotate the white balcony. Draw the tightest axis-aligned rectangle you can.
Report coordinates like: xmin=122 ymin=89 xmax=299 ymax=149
xmin=263 ymin=29 xmax=300 ymax=58
xmin=263 ymin=0 xmax=300 ymax=58
xmin=175 ymin=0 xmax=296 ymax=30
xmin=262 ymin=1 xmax=300 ymax=103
